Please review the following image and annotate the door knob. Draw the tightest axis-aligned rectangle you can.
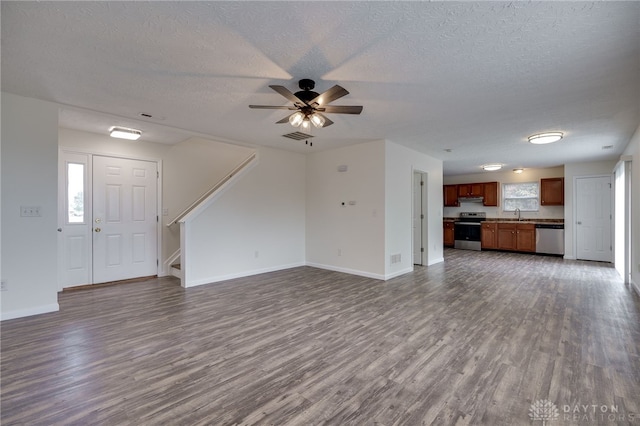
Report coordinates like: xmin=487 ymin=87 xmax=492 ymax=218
xmin=57 ymin=228 xmax=62 ymax=232
xmin=94 ymin=228 xmax=101 ymax=233
xmin=577 ymin=221 xmax=582 ymax=225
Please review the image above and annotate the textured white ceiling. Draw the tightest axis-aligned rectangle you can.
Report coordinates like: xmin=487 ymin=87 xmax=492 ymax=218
xmin=2 ymin=1 xmax=639 ymax=175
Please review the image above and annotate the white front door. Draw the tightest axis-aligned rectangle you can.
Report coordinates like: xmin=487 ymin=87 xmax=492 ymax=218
xmin=58 ymin=153 xmax=158 ymax=288
xmin=93 ymin=156 xmax=158 ymax=284
xmin=576 ymin=175 xmax=612 ymax=262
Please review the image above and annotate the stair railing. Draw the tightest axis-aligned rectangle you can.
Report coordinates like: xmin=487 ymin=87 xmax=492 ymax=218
xmin=166 ymin=152 xmax=257 ymax=227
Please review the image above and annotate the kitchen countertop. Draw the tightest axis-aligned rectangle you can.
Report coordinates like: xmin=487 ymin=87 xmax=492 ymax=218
xmin=444 ymin=217 xmax=563 ymax=224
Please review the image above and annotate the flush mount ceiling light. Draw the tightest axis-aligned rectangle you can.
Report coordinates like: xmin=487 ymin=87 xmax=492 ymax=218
xmin=513 ymin=168 xmax=524 ymax=174
xmin=109 ymin=126 xmax=141 ymax=140
xmin=528 ymin=132 xmax=563 ymax=144
xmin=482 ymin=164 xmax=503 ymax=171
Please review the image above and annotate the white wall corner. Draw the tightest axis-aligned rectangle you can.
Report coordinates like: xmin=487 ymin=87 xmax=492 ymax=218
xmin=305 ymin=262 xmax=386 ymax=281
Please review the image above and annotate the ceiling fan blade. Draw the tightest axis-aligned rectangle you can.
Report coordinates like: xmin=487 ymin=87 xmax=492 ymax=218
xmin=249 ymin=105 xmax=297 ymax=110
xmin=309 ymin=85 xmax=349 ymax=106
xmin=269 ymin=85 xmax=305 ymax=105
xmin=316 ymin=113 xmax=333 ymax=127
xmin=276 ymin=114 xmax=294 ymax=124
xmin=318 ymin=105 xmax=363 ymax=114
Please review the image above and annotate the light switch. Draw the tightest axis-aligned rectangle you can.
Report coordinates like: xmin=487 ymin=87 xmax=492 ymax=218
xmin=20 ymin=206 xmax=42 ymax=217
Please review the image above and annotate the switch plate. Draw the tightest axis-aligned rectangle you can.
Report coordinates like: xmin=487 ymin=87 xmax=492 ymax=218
xmin=20 ymin=206 xmax=42 ymax=217
xmin=0 ymin=280 xmax=7 ymax=291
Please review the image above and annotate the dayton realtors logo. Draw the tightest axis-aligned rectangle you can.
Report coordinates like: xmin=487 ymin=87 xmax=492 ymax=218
xmin=529 ymin=399 xmax=560 ymax=425
xmin=529 ymin=399 xmax=638 ymax=424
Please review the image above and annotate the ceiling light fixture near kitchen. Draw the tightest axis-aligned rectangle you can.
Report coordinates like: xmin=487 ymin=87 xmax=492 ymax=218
xmin=528 ymin=132 xmax=563 ymax=144
xmin=109 ymin=126 xmax=142 ymax=140
xmin=482 ymin=164 xmax=502 ymax=171
xmin=513 ymin=168 xmax=524 ymax=174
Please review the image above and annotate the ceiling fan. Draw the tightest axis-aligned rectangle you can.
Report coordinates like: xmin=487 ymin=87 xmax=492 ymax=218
xmin=249 ymin=79 xmax=363 ymax=130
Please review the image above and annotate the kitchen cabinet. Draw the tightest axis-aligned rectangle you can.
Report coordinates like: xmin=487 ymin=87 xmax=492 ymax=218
xmin=443 ymin=221 xmax=455 ymax=246
xmin=497 ymin=223 xmax=536 ymax=252
xmin=482 ymin=182 xmax=499 ymax=206
xmin=481 ymin=222 xmax=497 ymax=249
xmin=497 ymin=223 xmax=517 ymax=250
xmin=444 ymin=185 xmax=459 ymax=207
xmin=515 ymin=223 xmax=536 ymax=252
xmin=458 ymin=183 xmax=484 ymax=197
xmin=540 ymin=177 xmax=564 ymax=206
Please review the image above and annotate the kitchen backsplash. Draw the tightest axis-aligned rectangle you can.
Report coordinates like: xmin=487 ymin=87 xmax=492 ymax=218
xmin=443 ymin=204 xmax=564 ymax=220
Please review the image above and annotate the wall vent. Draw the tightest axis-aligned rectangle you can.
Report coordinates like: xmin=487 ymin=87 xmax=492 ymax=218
xmin=391 ymin=253 xmax=402 ymax=264
xmin=602 ymin=145 xmax=614 ymax=150
xmin=282 ymin=132 xmax=314 ymax=141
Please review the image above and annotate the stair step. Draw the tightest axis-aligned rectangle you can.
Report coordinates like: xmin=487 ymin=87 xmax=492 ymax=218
xmin=171 ymin=264 xmax=181 ymax=271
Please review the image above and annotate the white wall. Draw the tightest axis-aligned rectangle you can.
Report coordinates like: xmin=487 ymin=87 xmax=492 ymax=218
xmin=385 ymin=141 xmax=444 ymax=277
xmin=563 ymin=159 xmax=617 ymax=260
xmin=185 ymin=147 xmax=306 ymax=285
xmin=1 ymin=93 xmax=60 ymax=320
xmin=443 ymin=166 xmax=565 ymax=220
xmin=622 ymin=123 xmax=640 ymax=295
xmin=306 ymin=141 xmax=386 ymax=279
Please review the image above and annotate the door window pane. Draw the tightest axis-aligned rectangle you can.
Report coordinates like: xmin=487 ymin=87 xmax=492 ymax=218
xmin=67 ymin=163 xmax=85 ymax=223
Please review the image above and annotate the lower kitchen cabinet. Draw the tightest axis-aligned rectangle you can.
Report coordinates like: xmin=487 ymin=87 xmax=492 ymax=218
xmin=497 ymin=223 xmax=536 ymax=252
xmin=497 ymin=223 xmax=517 ymax=250
xmin=443 ymin=221 xmax=455 ymax=246
xmin=515 ymin=223 xmax=536 ymax=252
xmin=481 ymin=222 xmax=497 ymax=249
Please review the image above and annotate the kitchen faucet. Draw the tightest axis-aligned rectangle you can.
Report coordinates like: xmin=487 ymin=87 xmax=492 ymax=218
xmin=515 ymin=208 xmax=521 ymax=221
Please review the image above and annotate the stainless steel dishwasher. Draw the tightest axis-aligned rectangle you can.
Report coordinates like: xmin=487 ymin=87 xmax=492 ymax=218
xmin=535 ymin=224 xmax=564 ymax=255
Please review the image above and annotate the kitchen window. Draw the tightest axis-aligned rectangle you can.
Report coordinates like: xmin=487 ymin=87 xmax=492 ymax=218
xmin=503 ymin=182 xmax=539 ymax=211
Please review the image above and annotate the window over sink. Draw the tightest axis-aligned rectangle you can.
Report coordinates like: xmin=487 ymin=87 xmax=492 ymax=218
xmin=503 ymin=182 xmax=539 ymax=211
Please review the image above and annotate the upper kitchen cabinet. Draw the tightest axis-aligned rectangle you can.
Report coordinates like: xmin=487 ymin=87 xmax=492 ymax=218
xmin=444 ymin=185 xmax=459 ymax=207
xmin=482 ymin=182 xmax=499 ymax=206
xmin=458 ymin=183 xmax=484 ymax=197
xmin=540 ymin=177 xmax=564 ymax=206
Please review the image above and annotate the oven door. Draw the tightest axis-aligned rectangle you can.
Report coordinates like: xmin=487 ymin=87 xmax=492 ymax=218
xmin=454 ymin=222 xmax=482 ymax=250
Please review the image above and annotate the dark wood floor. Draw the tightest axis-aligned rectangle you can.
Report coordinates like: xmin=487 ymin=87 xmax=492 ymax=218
xmin=2 ymin=249 xmax=639 ymax=425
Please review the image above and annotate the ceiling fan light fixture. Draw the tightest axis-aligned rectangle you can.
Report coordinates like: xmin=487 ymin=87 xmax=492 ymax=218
xmin=300 ymin=117 xmax=312 ymax=132
xmin=289 ymin=111 xmax=304 ymax=127
xmin=528 ymin=132 xmax=563 ymax=144
xmin=109 ymin=126 xmax=141 ymax=140
xmin=482 ymin=164 xmax=502 ymax=171
xmin=310 ymin=113 xmax=325 ymax=128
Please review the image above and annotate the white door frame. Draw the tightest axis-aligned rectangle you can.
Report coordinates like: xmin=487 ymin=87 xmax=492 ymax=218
xmin=412 ymin=170 xmax=428 ymax=266
xmin=573 ymin=174 xmax=613 ymax=262
xmin=58 ymin=148 xmax=163 ymax=289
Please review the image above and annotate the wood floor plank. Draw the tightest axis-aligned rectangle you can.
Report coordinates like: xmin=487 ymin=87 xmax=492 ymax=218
xmin=2 ymin=249 xmax=639 ymax=425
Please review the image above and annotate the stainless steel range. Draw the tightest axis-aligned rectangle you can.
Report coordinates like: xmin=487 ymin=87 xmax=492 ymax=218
xmin=454 ymin=212 xmax=486 ymax=251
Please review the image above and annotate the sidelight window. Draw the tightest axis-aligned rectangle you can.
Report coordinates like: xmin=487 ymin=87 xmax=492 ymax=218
xmin=67 ymin=163 xmax=85 ymax=223
xmin=503 ymin=182 xmax=539 ymax=211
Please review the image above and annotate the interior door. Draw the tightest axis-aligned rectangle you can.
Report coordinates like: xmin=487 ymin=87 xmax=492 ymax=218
xmin=92 ymin=156 xmax=158 ymax=283
xmin=413 ymin=173 xmax=423 ymax=264
xmin=576 ymin=176 xmax=612 ymax=262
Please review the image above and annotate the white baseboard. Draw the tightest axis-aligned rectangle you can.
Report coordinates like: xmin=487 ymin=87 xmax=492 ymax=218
xmin=428 ymin=257 xmax=445 ymax=266
xmin=184 ymin=262 xmax=306 ymax=288
xmin=631 ymin=278 xmax=640 ymax=297
xmin=305 ymin=262 xmax=386 ymax=280
xmin=564 ymin=255 xmax=577 ymax=260
xmin=1 ymin=303 xmax=59 ymax=321
xmin=384 ymin=267 xmax=414 ymax=280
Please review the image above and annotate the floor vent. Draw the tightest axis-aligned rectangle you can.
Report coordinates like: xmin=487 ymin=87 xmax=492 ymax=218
xmin=282 ymin=132 xmax=314 ymax=141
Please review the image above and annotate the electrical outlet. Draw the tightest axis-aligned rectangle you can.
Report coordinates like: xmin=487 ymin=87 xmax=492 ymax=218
xmin=1 ymin=280 xmax=7 ymax=291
